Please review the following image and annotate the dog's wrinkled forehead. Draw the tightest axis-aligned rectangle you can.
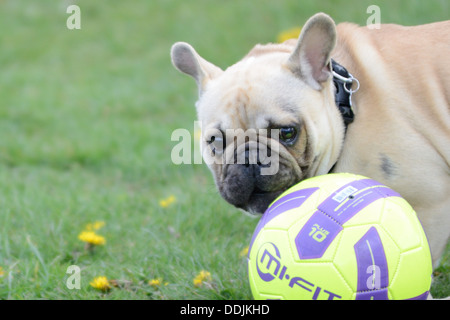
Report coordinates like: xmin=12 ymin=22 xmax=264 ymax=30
xmin=197 ymin=54 xmax=304 ymax=130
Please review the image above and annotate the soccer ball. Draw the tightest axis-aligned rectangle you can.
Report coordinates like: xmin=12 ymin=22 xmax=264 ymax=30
xmin=248 ymin=173 xmax=432 ymax=300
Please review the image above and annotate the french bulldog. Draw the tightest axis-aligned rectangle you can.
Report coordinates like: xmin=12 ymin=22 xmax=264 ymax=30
xmin=170 ymin=13 xmax=450 ymax=269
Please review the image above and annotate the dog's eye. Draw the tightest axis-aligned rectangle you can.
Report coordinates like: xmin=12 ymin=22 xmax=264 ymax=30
xmin=279 ymin=127 xmax=298 ymax=145
xmin=207 ymin=135 xmax=225 ymax=155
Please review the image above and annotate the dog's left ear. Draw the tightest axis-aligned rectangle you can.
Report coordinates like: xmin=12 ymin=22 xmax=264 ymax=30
xmin=286 ymin=13 xmax=337 ymax=90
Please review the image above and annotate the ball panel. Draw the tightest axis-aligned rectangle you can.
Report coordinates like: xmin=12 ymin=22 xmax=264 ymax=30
xmin=280 ymin=262 xmax=353 ymax=300
xmin=287 ymin=214 xmax=342 ymax=263
xmin=248 ymin=260 xmax=287 ymax=300
xmin=333 ymin=225 xmax=400 ymax=295
xmin=380 ymin=198 xmax=424 ymax=251
xmin=353 ymin=227 xmax=390 ymax=299
xmin=248 ymin=230 xmax=293 ymax=298
xmin=248 ymin=229 xmax=352 ymax=300
xmin=316 ymin=178 xmax=386 ymax=224
xmin=248 ymin=186 xmax=321 ymax=256
xmin=262 ymin=189 xmax=320 ymax=231
xmin=389 ymin=247 xmax=432 ymax=300
xmin=294 ymin=210 xmax=343 ymax=260
xmin=343 ymin=198 xmax=384 ymax=227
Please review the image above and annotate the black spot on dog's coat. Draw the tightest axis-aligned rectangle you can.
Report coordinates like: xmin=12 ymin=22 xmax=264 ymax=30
xmin=380 ymin=153 xmax=397 ymax=178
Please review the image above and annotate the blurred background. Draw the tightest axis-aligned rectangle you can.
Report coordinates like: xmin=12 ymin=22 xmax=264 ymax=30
xmin=0 ymin=0 xmax=448 ymax=299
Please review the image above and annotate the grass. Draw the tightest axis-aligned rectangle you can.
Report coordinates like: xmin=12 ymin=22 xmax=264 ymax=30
xmin=0 ymin=0 xmax=448 ymax=299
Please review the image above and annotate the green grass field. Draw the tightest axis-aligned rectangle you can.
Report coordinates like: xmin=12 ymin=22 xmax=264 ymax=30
xmin=0 ymin=0 xmax=448 ymax=299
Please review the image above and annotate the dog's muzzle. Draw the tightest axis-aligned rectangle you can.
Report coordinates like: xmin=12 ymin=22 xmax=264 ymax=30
xmin=218 ymin=141 xmax=289 ymax=214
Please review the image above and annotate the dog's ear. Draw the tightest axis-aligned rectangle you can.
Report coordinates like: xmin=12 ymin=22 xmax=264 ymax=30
xmin=286 ymin=13 xmax=337 ymax=90
xmin=171 ymin=42 xmax=223 ymax=95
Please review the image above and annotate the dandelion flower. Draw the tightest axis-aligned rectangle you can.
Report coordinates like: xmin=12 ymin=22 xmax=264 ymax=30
xmin=239 ymin=246 xmax=249 ymax=257
xmin=159 ymin=195 xmax=176 ymax=208
xmin=0 ymin=267 xmax=4 ymax=277
xmin=193 ymin=270 xmax=212 ymax=287
xmin=149 ymin=278 xmax=162 ymax=287
xmin=90 ymin=276 xmax=111 ymax=292
xmin=85 ymin=221 xmax=105 ymax=231
xmin=277 ymin=27 xmax=302 ymax=43
xmin=149 ymin=277 xmax=168 ymax=288
xmin=78 ymin=221 xmax=106 ymax=249
xmin=78 ymin=230 xmax=106 ymax=246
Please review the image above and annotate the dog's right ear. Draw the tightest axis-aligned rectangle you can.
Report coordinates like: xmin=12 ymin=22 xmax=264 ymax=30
xmin=171 ymin=42 xmax=223 ymax=96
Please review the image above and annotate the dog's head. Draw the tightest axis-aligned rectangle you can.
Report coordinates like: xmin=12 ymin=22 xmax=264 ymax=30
xmin=171 ymin=13 xmax=346 ymax=214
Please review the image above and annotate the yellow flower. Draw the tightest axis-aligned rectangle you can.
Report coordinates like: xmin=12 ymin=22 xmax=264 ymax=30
xmin=90 ymin=276 xmax=111 ymax=292
xmin=148 ymin=277 xmax=168 ymax=288
xmin=78 ymin=221 xmax=106 ymax=247
xmin=277 ymin=27 xmax=302 ymax=43
xmin=0 ymin=267 xmax=4 ymax=277
xmin=159 ymin=195 xmax=176 ymax=208
xmin=78 ymin=230 xmax=106 ymax=245
xmin=239 ymin=246 xmax=249 ymax=257
xmin=149 ymin=278 xmax=162 ymax=287
xmin=193 ymin=270 xmax=212 ymax=287
xmin=85 ymin=221 xmax=105 ymax=231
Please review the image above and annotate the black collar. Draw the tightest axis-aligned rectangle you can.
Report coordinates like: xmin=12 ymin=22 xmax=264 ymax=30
xmin=331 ymin=59 xmax=359 ymax=128
xmin=328 ymin=60 xmax=360 ymax=173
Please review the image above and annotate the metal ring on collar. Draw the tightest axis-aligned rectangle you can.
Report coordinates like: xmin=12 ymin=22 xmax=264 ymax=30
xmin=332 ymin=70 xmax=353 ymax=83
xmin=344 ymin=76 xmax=360 ymax=94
